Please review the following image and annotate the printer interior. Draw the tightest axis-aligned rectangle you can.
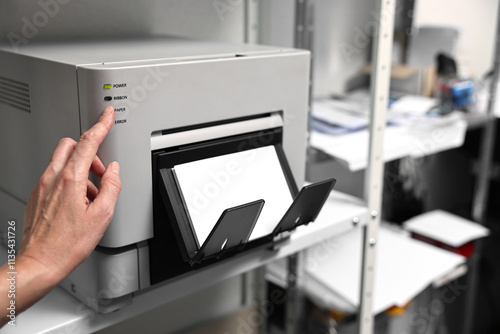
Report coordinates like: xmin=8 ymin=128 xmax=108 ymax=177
xmin=149 ymin=112 xmax=335 ymax=284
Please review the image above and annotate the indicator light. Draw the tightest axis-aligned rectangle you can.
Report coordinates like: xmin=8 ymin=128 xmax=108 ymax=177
xmin=104 ymin=96 xmax=112 ymax=101
xmin=103 ymin=84 xmax=112 ymax=90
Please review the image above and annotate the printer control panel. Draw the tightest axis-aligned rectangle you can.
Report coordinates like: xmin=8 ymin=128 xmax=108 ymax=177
xmin=102 ymin=82 xmax=129 ymax=125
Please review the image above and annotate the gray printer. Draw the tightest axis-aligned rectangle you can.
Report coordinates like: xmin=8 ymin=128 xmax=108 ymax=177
xmin=0 ymin=36 xmax=334 ymax=312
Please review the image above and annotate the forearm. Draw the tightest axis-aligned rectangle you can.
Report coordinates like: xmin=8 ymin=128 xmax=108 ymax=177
xmin=0 ymin=255 xmax=60 ymax=327
xmin=0 ymin=107 xmax=120 ymax=327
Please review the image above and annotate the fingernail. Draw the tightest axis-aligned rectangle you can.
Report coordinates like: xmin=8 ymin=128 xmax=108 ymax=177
xmin=111 ymin=162 xmax=120 ymax=175
xmin=103 ymin=106 xmax=114 ymax=116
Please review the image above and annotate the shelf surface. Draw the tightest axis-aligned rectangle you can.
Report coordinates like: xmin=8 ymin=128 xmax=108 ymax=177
xmin=0 ymin=190 xmax=366 ymax=334
xmin=310 ymin=112 xmax=468 ymax=171
xmin=267 ymin=224 xmax=467 ymax=315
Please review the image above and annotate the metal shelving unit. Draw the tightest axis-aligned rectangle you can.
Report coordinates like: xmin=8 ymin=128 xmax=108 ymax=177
xmin=359 ymin=1 xmax=396 ymax=333
xmin=291 ymin=1 xmax=395 ymax=333
xmin=294 ymin=0 xmax=500 ymax=333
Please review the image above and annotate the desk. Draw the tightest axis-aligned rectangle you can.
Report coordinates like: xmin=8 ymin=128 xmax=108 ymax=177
xmin=0 ymin=190 xmax=367 ymax=334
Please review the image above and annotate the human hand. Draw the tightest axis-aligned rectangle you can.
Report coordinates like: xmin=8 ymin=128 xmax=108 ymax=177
xmin=0 ymin=107 xmax=120 ymax=327
xmin=19 ymin=106 xmax=121 ymax=281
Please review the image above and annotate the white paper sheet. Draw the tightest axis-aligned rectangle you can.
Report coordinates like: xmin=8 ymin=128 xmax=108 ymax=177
xmin=267 ymin=225 xmax=466 ymax=314
xmin=304 ymin=227 xmax=465 ymax=314
xmin=310 ymin=113 xmax=467 ymax=171
xmin=174 ymin=146 xmax=293 ymax=246
xmin=312 ymin=101 xmax=369 ymax=130
xmin=390 ymin=95 xmax=437 ymax=116
xmin=404 ymin=210 xmax=490 ymax=247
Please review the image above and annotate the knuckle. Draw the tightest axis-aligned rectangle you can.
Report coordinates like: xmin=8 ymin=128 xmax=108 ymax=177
xmin=80 ymin=130 xmax=98 ymax=144
xmin=104 ymin=206 xmax=115 ymax=219
xmin=47 ymin=163 xmax=59 ymax=175
xmin=38 ymin=173 xmax=51 ymax=188
xmin=107 ymin=176 xmax=122 ymax=191
xmin=60 ymin=168 xmax=77 ymax=185
xmin=59 ymin=137 xmax=75 ymax=146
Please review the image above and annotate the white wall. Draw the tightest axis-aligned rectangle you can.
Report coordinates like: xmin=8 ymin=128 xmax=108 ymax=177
xmin=0 ymin=0 xmax=247 ymax=46
xmin=413 ymin=0 xmax=499 ymax=78
xmin=258 ymin=0 xmax=295 ymax=48
xmin=313 ymin=0 xmax=377 ymax=96
xmin=259 ymin=0 xmax=377 ymax=97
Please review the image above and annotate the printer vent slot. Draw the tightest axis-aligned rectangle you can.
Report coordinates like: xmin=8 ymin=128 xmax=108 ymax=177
xmin=0 ymin=76 xmax=31 ymax=113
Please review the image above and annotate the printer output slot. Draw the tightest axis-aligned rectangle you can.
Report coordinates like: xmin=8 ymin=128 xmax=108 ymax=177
xmin=149 ymin=123 xmax=335 ymax=285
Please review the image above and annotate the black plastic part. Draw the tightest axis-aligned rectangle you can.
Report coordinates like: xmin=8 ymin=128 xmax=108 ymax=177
xmin=191 ymin=199 xmax=265 ymax=265
xmin=149 ymin=128 xmax=284 ymax=284
xmin=274 ymin=143 xmax=299 ymax=197
xmin=158 ymin=168 xmax=199 ymax=260
xmin=272 ymin=178 xmax=336 ymax=236
xmin=154 ymin=128 xmax=288 ymax=260
xmin=149 ymin=125 xmax=336 ymax=286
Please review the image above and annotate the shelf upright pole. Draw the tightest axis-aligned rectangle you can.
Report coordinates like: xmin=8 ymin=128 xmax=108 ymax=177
xmin=244 ymin=0 xmax=259 ymax=44
xmin=294 ymin=0 xmax=315 ymax=137
xmin=472 ymin=0 xmax=500 ymax=229
xmin=243 ymin=3 xmax=265 ymax=333
xmin=358 ymin=1 xmax=396 ymax=334
xmin=282 ymin=1 xmax=316 ymax=334
xmin=465 ymin=3 xmax=500 ymax=334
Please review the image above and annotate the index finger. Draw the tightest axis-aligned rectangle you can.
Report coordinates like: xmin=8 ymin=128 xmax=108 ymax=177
xmin=67 ymin=106 xmax=115 ymax=176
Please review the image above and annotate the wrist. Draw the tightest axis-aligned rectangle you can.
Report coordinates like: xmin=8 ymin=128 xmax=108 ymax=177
xmin=16 ymin=253 xmax=62 ymax=291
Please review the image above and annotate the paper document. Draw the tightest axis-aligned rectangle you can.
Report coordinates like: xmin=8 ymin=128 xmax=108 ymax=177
xmin=390 ymin=95 xmax=437 ymax=116
xmin=174 ymin=146 xmax=293 ymax=246
xmin=312 ymin=101 xmax=369 ymax=130
xmin=310 ymin=113 xmax=467 ymax=171
xmin=304 ymin=227 xmax=465 ymax=314
xmin=310 ymin=119 xmax=351 ymax=135
xmin=267 ymin=225 xmax=466 ymax=314
xmin=404 ymin=210 xmax=490 ymax=247
xmin=311 ymin=91 xmax=433 ymax=133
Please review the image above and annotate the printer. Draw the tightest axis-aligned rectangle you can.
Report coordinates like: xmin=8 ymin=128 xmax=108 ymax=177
xmin=0 ymin=36 xmax=335 ymax=312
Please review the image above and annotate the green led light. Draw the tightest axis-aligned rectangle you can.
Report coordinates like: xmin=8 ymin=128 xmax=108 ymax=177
xmin=103 ymin=84 xmax=112 ymax=90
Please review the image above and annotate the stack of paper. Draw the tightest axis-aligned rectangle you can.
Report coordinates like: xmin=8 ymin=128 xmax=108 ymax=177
xmin=266 ymin=225 xmax=466 ymax=314
xmin=310 ymin=112 xmax=467 ymax=171
xmin=311 ymin=94 xmax=438 ymax=134
xmin=311 ymin=100 xmax=369 ymax=135
xmin=389 ymin=95 xmax=438 ymax=126
xmin=403 ymin=210 xmax=490 ymax=247
xmin=174 ymin=146 xmax=293 ymax=245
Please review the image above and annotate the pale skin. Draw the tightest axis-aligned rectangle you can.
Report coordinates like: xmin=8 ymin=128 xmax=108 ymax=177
xmin=0 ymin=106 xmax=121 ymax=327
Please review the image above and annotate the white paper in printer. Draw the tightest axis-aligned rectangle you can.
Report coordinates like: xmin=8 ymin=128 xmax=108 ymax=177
xmin=173 ymin=145 xmax=293 ymax=246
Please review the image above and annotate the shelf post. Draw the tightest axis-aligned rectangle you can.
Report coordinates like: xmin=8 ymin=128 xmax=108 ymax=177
xmin=244 ymin=0 xmax=259 ymax=44
xmin=464 ymin=3 xmax=500 ymax=334
xmin=285 ymin=253 xmax=303 ymax=334
xmin=295 ymin=0 xmax=315 ymax=138
xmin=359 ymin=1 xmax=396 ymax=333
xmin=282 ymin=2 xmax=316 ymax=333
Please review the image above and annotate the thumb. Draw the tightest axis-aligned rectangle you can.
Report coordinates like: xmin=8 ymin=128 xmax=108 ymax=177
xmin=89 ymin=162 xmax=122 ymax=224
